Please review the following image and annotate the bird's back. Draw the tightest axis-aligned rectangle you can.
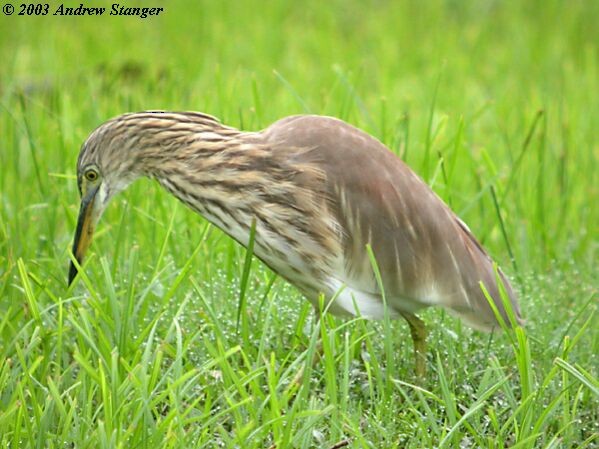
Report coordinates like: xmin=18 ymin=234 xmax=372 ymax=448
xmin=263 ymin=115 xmax=521 ymax=330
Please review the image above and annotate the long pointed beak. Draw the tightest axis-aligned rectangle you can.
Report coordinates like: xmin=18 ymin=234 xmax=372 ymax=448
xmin=68 ymin=184 xmax=100 ymax=285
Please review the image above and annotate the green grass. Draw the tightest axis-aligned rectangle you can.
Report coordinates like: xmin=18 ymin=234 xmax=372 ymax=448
xmin=1 ymin=0 xmax=598 ymax=447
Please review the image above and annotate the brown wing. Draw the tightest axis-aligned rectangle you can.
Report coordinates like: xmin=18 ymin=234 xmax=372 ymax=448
xmin=264 ymin=115 xmax=521 ymax=330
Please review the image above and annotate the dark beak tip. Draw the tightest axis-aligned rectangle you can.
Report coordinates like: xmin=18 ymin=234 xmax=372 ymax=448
xmin=68 ymin=262 xmax=78 ymax=286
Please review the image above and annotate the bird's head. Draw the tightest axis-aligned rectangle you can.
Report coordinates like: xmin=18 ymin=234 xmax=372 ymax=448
xmin=68 ymin=119 xmax=141 ymax=285
xmin=68 ymin=110 xmax=232 ymax=285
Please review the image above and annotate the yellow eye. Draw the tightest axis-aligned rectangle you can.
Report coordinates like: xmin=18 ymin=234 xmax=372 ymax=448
xmin=85 ymin=168 xmax=99 ymax=182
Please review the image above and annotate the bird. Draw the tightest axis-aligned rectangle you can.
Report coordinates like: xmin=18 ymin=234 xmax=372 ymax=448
xmin=68 ymin=110 xmax=522 ymax=377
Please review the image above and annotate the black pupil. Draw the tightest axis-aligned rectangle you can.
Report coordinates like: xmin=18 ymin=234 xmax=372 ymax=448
xmin=87 ymin=171 xmax=96 ymax=180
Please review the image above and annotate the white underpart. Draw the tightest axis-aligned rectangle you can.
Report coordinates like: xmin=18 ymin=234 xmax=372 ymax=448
xmin=325 ymin=256 xmax=445 ymax=318
xmin=324 ymin=276 xmax=446 ymax=318
xmin=415 ymin=282 xmax=442 ymax=307
xmin=325 ymin=277 xmax=392 ymax=318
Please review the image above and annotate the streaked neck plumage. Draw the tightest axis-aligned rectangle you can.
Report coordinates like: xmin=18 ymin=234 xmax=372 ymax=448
xmin=79 ymin=111 xmax=338 ymax=297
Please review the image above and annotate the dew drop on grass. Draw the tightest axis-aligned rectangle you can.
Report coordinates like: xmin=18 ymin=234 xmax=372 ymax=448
xmin=445 ymin=328 xmax=459 ymax=340
xmin=312 ymin=429 xmax=325 ymax=444
xmin=151 ymin=279 xmax=165 ymax=297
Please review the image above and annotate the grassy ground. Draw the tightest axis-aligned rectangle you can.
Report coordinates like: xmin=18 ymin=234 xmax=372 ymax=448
xmin=1 ymin=0 xmax=597 ymax=447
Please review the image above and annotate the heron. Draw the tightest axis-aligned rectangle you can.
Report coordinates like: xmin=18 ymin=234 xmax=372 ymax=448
xmin=68 ymin=111 xmax=522 ymax=377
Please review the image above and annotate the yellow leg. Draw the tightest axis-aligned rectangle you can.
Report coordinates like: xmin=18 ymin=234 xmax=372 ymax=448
xmin=401 ymin=313 xmax=428 ymax=378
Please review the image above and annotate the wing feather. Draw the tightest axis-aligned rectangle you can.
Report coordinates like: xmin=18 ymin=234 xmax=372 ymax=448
xmin=264 ymin=115 xmax=522 ymax=329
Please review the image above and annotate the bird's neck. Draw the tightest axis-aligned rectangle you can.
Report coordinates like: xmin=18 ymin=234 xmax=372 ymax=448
xmin=116 ymin=112 xmax=340 ymax=295
xmin=133 ymin=119 xmax=269 ymax=247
